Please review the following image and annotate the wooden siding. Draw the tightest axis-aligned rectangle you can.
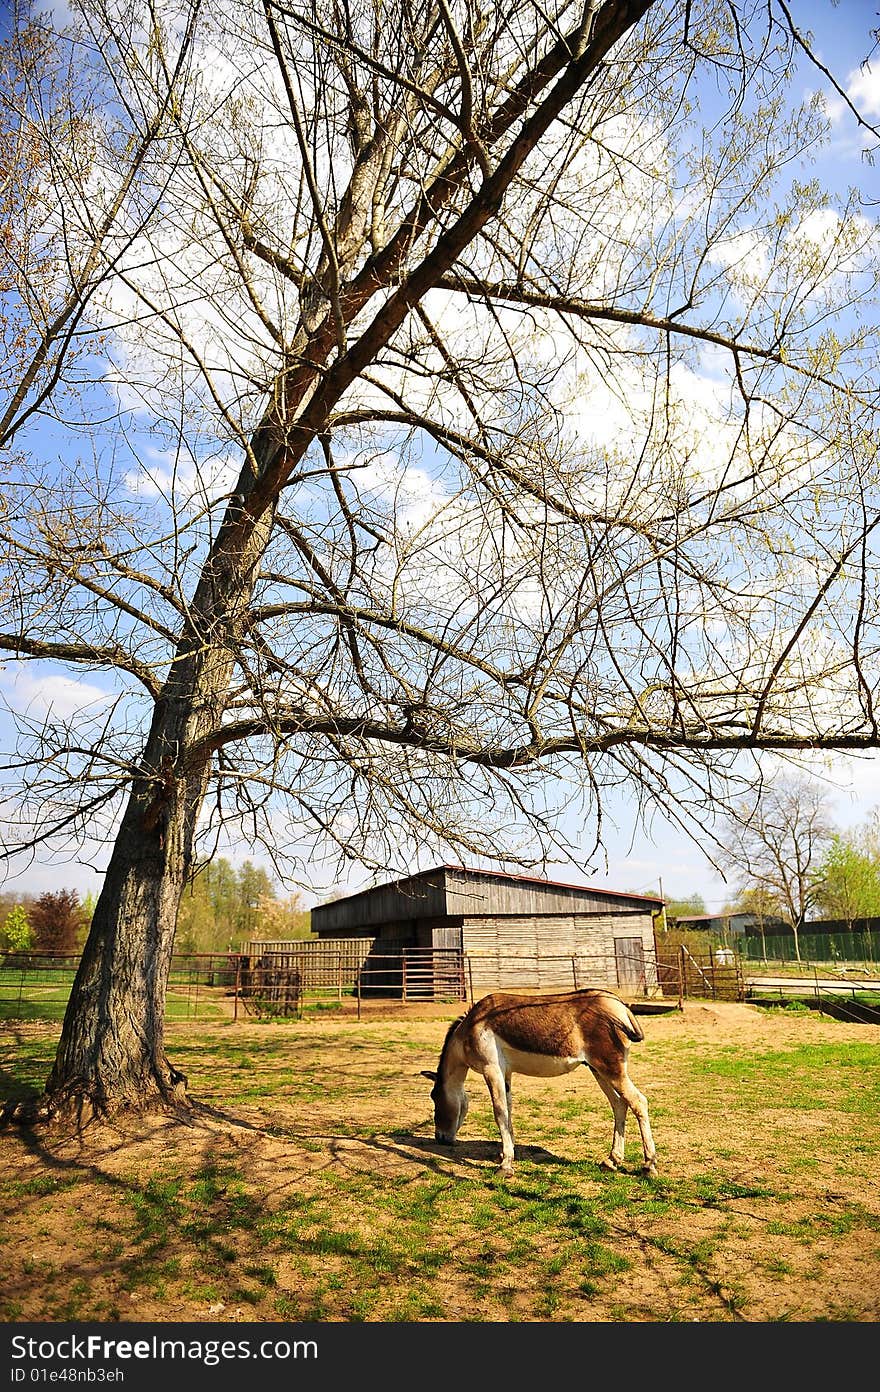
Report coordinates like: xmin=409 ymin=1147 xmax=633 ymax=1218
xmin=313 ymin=871 xmax=447 ymax=934
xmin=443 ymin=867 xmax=658 ymax=919
xmin=462 ymin=912 xmax=658 ymax=994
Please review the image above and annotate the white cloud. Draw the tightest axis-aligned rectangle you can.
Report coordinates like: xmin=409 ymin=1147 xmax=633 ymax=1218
xmin=351 ymin=451 xmax=451 ymax=534
xmin=770 ymin=749 xmax=880 ymax=831
xmin=707 ymin=228 xmax=772 ymax=291
xmin=1 ymin=670 xmax=112 ymax=721
xmin=817 ymin=57 xmax=880 ymax=163
xmin=124 ymin=444 xmax=241 ymax=513
xmin=845 ymin=62 xmax=880 ymax=118
xmin=824 ymin=61 xmax=880 ymax=124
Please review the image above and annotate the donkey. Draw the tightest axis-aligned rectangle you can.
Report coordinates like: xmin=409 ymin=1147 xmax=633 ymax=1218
xmin=421 ymin=988 xmax=657 ymax=1178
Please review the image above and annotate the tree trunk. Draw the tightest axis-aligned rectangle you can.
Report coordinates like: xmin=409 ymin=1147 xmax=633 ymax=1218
xmin=11 ymin=678 xmax=217 ymax=1122
xmin=41 ymin=778 xmax=194 ymax=1120
xmin=14 ymin=503 xmax=275 ymax=1123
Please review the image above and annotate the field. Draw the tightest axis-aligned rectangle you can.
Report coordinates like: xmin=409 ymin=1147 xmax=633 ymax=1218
xmin=2 ymin=998 xmax=879 ymax=1324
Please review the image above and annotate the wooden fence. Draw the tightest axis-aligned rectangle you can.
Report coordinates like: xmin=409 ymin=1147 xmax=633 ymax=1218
xmin=0 ymin=943 xmax=746 ymax=1024
xmin=235 ymin=940 xmax=745 ymax=1014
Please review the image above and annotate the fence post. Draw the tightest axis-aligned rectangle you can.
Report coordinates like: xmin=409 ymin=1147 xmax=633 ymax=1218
xmin=233 ymin=956 xmax=240 ymax=1022
xmin=679 ymin=945 xmax=686 ymax=1007
xmin=814 ymin=966 xmax=823 ymax=1016
xmin=467 ymin=955 xmax=474 ymax=1004
xmin=356 ymin=964 xmax=362 ymax=1021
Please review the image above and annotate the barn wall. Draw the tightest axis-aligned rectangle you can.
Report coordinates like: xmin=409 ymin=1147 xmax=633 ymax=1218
xmin=462 ymin=912 xmax=657 ymax=994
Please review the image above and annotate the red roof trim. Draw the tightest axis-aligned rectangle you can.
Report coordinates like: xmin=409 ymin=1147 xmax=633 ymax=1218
xmin=440 ymin=864 xmax=662 ymax=904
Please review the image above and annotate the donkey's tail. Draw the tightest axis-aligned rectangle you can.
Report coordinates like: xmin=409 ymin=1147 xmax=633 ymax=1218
xmin=591 ymin=989 xmax=645 ymax=1043
xmin=620 ymin=1007 xmax=645 ymax=1043
xmin=606 ymin=996 xmax=644 ymax=1043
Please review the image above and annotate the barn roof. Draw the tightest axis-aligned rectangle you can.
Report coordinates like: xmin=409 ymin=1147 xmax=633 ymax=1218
xmin=311 ymin=864 xmax=662 ymax=934
xmin=433 ymin=864 xmax=663 ymax=904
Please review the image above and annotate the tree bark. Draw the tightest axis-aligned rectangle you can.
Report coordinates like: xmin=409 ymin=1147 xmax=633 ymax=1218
xmin=19 ymin=696 xmax=217 ymax=1121
xmin=21 ymin=485 xmax=277 ymax=1122
xmin=40 ymin=771 xmax=195 ymax=1120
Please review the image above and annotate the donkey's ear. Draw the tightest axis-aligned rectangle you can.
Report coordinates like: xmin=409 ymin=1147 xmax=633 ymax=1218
xmin=420 ymin=1069 xmax=438 ymax=1081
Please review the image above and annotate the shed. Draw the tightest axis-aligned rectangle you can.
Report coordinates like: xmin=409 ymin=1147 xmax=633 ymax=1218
xmin=312 ymin=865 xmax=663 ymax=996
xmin=674 ymin=911 xmax=789 ymax=939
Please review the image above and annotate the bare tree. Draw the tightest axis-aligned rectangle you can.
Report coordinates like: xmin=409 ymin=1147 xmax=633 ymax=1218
xmin=720 ymin=777 xmax=835 ymax=961
xmin=1 ymin=0 xmax=879 ymax=1121
xmin=732 ymin=882 xmax=783 ymax=963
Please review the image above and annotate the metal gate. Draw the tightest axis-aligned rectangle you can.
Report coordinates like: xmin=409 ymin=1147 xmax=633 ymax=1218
xmin=401 ymin=948 xmax=466 ymax=1000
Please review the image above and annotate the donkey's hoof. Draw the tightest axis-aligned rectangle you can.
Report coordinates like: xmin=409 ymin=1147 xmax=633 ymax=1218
xmin=642 ymin=1161 xmax=658 ymax=1177
xmin=599 ymin=1157 xmax=619 ymax=1172
xmin=498 ymin=1163 xmax=515 ymax=1180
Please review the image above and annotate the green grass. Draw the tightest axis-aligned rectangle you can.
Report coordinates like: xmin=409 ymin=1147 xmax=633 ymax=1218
xmin=0 ymin=969 xmax=231 ymax=1024
xmin=3 ymin=1009 xmax=880 ymax=1321
xmin=687 ymin=1042 xmax=880 ymax=1115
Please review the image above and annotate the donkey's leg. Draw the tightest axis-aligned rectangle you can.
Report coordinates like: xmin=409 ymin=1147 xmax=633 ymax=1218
xmin=482 ymin=1065 xmax=515 ymax=1177
xmin=588 ymin=1066 xmax=629 ymax=1171
xmin=603 ymin=1064 xmax=657 ymax=1176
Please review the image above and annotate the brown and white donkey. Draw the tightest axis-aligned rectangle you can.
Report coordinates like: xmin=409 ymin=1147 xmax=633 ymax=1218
xmin=422 ymin=988 xmax=657 ymax=1178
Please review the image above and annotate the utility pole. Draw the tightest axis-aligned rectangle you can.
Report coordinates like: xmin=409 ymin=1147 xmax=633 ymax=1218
xmin=658 ymin=878 xmax=669 ymax=934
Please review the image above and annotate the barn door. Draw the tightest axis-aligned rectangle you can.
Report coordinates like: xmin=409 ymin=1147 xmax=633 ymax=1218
xmin=614 ymin=937 xmax=646 ymax=992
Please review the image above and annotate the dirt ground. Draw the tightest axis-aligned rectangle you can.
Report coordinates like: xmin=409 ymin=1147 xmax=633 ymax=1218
xmin=2 ymin=999 xmax=879 ymax=1324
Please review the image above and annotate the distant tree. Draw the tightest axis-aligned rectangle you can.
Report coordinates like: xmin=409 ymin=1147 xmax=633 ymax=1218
xmin=1 ymin=903 xmax=32 ymax=952
xmin=175 ymin=872 xmax=216 ymax=955
xmin=28 ymin=891 xmax=87 ymax=954
xmin=720 ymin=777 xmax=835 ymax=962
xmin=664 ymin=895 xmax=707 ymax=925
xmin=255 ymin=892 xmax=313 ymax=941
xmin=201 ymin=860 xmax=239 ymax=936
xmin=175 ymin=857 xmax=287 ymax=952
xmin=733 ymin=883 xmax=785 ymax=962
xmin=234 ymin=862 xmax=276 ymax=942
xmin=814 ymin=835 xmax=880 ymax=932
xmin=0 ymin=892 xmax=35 ymax=928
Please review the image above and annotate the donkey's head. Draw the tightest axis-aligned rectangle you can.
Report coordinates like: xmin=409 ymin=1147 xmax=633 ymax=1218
xmin=421 ymin=1068 xmax=468 ymax=1145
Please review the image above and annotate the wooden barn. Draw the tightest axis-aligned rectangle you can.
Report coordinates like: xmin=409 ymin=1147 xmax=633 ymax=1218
xmin=311 ymin=865 xmax=663 ymax=998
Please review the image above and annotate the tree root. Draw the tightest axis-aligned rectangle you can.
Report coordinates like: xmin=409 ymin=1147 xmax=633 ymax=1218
xmin=1 ymin=1066 xmax=193 ymax=1132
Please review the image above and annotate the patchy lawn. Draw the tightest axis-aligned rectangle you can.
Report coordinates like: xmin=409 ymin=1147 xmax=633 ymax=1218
xmin=2 ymin=1000 xmax=879 ymax=1322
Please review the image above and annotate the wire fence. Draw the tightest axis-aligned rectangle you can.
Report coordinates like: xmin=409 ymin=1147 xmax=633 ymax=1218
xmin=3 ymin=944 xmax=878 ymax=1026
xmin=0 ymin=951 xmax=237 ymax=1023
